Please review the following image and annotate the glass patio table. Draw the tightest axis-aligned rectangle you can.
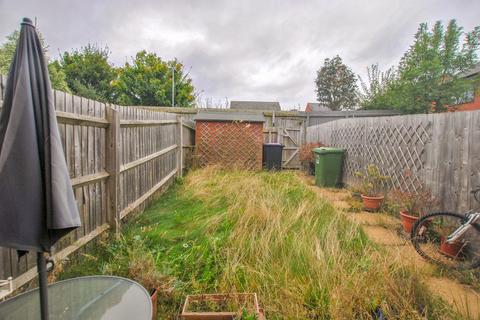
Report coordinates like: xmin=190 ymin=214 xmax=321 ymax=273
xmin=0 ymin=275 xmax=152 ymax=320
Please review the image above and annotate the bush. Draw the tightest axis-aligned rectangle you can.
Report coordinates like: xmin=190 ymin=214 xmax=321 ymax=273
xmin=354 ymin=164 xmax=390 ymax=197
xmin=299 ymin=142 xmax=324 ymax=162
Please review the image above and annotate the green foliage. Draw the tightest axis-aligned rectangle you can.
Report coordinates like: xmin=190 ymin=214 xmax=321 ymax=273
xmin=112 ymin=50 xmax=195 ymax=107
xmin=361 ymin=20 xmax=480 ymax=113
xmin=1 ymin=30 xmax=197 ymax=107
xmin=354 ymin=164 xmax=390 ymax=197
xmin=59 ymin=44 xmax=116 ymax=102
xmin=59 ymin=235 xmax=171 ymax=294
xmin=0 ymin=31 xmax=19 ymax=76
xmin=315 ymin=55 xmax=358 ymax=110
xmin=389 ymin=185 xmax=437 ymax=217
xmin=48 ymin=61 xmax=71 ymax=93
xmin=236 ymin=308 xmax=259 ymax=320
xmin=0 ymin=30 xmax=70 ymax=92
xmin=358 ymin=63 xmax=396 ymax=109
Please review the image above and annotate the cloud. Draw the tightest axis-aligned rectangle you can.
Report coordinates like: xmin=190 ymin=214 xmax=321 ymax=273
xmin=1 ymin=0 xmax=479 ymax=109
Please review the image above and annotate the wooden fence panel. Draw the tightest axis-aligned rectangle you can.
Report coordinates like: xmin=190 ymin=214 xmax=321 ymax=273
xmin=0 ymin=76 xmax=195 ymax=297
xmin=307 ymin=111 xmax=480 ymax=213
xmin=0 ymin=86 xmax=109 ymax=284
xmin=117 ymin=107 xmax=179 ymax=219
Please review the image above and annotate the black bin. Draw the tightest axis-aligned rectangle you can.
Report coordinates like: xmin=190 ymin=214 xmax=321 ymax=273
xmin=263 ymin=143 xmax=283 ymax=170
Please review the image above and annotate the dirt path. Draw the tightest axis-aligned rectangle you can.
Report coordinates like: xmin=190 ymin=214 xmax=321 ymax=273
xmin=301 ymin=174 xmax=480 ymax=320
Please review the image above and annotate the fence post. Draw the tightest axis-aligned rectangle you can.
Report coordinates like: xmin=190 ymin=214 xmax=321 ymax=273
xmin=177 ymin=115 xmax=184 ymax=177
xmin=106 ymin=105 xmax=120 ymax=235
xmin=303 ymin=116 xmax=308 ymax=145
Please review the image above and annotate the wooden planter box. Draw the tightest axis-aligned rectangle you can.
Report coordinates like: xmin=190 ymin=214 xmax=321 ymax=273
xmin=181 ymin=293 xmax=264 ymax=320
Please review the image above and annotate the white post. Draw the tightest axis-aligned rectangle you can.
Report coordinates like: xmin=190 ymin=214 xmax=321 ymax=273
xmin=172 ymin=66 xmax=175 ymax=107
xmin=177 ymin=116 xmax=183 ymax=176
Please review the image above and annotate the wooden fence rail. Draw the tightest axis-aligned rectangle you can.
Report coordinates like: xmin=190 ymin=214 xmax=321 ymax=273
xmin=306 ymin=110 xmax=480 ymax=213
xmin=0 ymin=75 xmax=195 ymax=297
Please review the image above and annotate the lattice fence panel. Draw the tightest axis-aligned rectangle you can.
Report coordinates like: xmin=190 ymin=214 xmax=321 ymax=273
xmin=330 ymin=120 xmax=432 ymax=193
xmin=195 ymin=121 xmax=264 ymax=170
xmin=331 ymin=124 xmax=366 ymax=180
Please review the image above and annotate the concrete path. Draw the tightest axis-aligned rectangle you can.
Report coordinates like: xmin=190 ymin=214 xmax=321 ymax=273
xmin=301 ymin=174 xmax=480 ymax=320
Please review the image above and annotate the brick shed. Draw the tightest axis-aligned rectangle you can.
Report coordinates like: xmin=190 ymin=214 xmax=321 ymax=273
xmin=195 ymin=112 xmax=265 ymax=170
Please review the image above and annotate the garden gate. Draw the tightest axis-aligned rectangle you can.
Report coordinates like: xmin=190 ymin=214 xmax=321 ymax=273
xmin=264 ymin=113 xmax=306 ymax=169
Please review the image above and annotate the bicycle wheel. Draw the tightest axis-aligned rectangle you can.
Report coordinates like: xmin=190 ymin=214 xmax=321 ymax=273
xmin=411 ymin=212 xmax=480 ymax=270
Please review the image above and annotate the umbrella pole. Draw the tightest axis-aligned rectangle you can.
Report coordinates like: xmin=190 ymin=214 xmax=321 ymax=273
xmin=37 ymin=252 xmax=49 ymax=320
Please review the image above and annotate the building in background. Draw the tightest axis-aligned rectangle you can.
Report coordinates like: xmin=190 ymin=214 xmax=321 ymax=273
xmin=230 ymin=100 xmax=281 ymax=111
xmin=304 ymin=102 xmax=332 ymax=113
xmin=453 ymin=62 xmax=480 ymax=111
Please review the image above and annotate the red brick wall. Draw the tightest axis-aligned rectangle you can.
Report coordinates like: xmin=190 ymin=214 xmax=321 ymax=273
xmin=195 ymin=120 xmax=264 ymax=170
xmin=455 ymin=94 xmax=480 ymax=111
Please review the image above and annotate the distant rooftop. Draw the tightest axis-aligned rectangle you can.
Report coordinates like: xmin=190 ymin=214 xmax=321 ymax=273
xmin=230 ymin=101 xmax=281 ymax=111
xmin=305 ymin=102 xmax=332 ymax=112
xmin=460 ymin=62 xmax=480 ymax=78
xmin=195 ymin=110 xmax=265 ymax=123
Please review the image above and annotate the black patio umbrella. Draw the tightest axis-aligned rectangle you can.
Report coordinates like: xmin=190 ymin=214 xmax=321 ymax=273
xmin=0 ymin=18 xmax=81 ymax=320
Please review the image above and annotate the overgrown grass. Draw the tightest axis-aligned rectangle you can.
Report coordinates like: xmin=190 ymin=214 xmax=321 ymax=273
xmin=59 ymin=167 xmax=457 ymax=319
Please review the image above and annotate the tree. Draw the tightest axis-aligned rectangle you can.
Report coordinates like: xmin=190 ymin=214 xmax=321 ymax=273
xmin=358 ymin=63 xmax=397 ymax=109
xmin=372 ymin=20 xmax=480 ymax=113
xmin=0 ymin=30 xmax=70 ymax=92
xmin=315 ymin=55 xmax=358 ymax=110
xmin=0 ymin=31 xmax=19 ymax=76
xmin=399 ymin=20 xmax=480 ymax=113
xmin=48 ymin=61 xmax=70 ymax=92
xmin=112 ymin=50 xmax=195 ymax=107
xmin=59 ymin=44 xmax=115 ymax=102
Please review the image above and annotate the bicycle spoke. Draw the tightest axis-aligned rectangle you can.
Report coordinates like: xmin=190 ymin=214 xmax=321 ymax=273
xmin=411 ymin=212 xmax=480 ymax=270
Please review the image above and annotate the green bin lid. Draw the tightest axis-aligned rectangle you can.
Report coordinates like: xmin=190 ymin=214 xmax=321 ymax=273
xmin=312 ymin=147 xmax=344 ymax=154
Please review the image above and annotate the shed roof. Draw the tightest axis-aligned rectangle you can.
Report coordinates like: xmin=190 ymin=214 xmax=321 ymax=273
xmin=195 ymin=111 xmax=265 ymax=122
xmin=230 ymin=100 xmax=281 ymax=111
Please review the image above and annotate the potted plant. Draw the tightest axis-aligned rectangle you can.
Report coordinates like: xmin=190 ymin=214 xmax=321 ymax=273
xmin=433 ymin=220 xmax=467 ymax=259
xmin=181 ymin=293 xmax=264 ymax=320
xmin=299 ymin=142 xmax=324 ymax=175
xmin=439 ymin=236 xmax=465 ymax=259
xmin=390 ymin=186 xmax=437 ymax=233
xmin=354 ymin=164 xmax=390 ymax=211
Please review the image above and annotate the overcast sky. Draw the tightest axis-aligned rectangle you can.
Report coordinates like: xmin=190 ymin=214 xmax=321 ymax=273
xmin=1 ymin=0 xmax=479 ymax=109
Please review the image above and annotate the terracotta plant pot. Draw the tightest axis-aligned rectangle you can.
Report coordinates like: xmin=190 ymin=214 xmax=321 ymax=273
xmin=399 ymin=211 xmax=419 ymax=233
xmin=360 ymin=194 xmax=384 ymax=211
xmin=439 ymin=237 xmax=464 ymax=260
xmin=181 ymin=293 xmax=264 ymax=320
xmin=150 ymin=288 xmax=159 ymax=320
